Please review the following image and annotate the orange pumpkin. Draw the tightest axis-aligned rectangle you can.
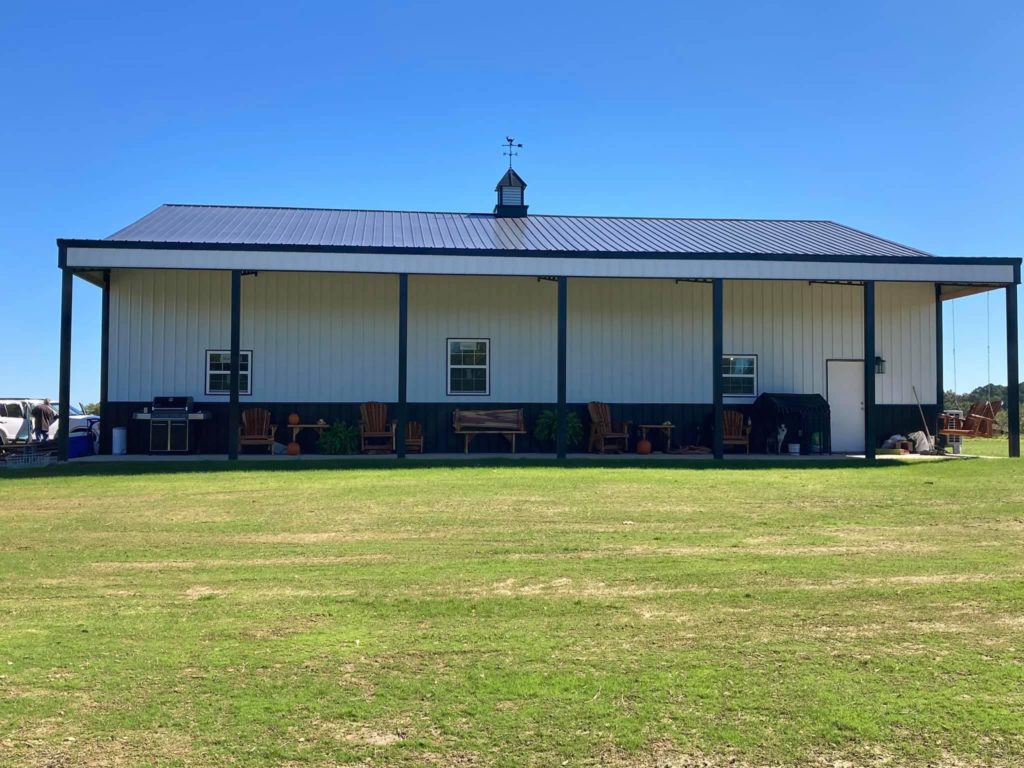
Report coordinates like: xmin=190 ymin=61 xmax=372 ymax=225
xmin=286 ymin=441 xmax=301 ymax=456
xmin=636 ymin=439 xmax=652 ymax=455
xmin=287 ymin=413 xmax=301 ymax=426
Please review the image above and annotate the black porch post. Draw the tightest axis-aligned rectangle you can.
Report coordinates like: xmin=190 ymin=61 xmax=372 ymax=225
xmin=556 ymin=276 xmax=568 ymax=459
xmin=935 ymin=284 xmax=944 ymax=413
xmin=57 ymin=267 xmax=73 ymax=462
xmin=396 ymin=273 xmax=408 ymax=459
xmin=1007 ymin=284 xmax=1020 ymax=458
xmin=227 ymin=270 xmax=241 ymax=460
xmin=864 ymin=281 xmax=877 ymax=460
xmin=712 ymin=278 xmax=723 ymax=460
xmin=99 ymin=270 xmax=111 ymax=454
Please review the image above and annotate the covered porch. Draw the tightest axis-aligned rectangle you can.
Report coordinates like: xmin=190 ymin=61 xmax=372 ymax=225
xmin=56 ymin=245 xmax=1021 ymax=462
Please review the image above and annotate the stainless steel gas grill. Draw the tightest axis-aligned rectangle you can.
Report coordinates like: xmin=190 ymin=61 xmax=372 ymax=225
xmin=132 ymin=396 xmax=212 ymax=454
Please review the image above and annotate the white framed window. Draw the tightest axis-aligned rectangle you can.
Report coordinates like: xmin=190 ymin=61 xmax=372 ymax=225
xmin=206 ymin=350 xmax=252 ymax=396
xmin=447 ymin=338 xmax=489 ymax=396
xmin=722 ymin=354 xmax=757 ymax=397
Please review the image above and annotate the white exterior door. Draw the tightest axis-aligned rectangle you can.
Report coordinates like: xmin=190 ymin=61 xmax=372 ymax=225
xmin=827 ymin=360 xmax=865 ymax=453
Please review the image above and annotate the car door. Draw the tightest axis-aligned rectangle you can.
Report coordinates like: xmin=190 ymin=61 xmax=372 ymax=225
xmin=0 ymin=402 xmax=28 ymax=442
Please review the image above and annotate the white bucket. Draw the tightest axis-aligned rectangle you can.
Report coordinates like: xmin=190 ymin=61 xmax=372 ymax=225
xmin=787 ymin=443 xmax=801 ymax=456
xmin=112 ymin=427 xmax=127 ymax=455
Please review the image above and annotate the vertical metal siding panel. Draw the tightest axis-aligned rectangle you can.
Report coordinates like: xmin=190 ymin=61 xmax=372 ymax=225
xmin=408 ymin=276 xmax=554 ymax=402
xmin=801 ymin=283 xmax=813 ymax=393
xmin=853 ymin=284 xmax=865 ymax=360
xmin=718 ymin=280 xmax=872 ymax=399
xmin=152 ymin=273 xmax=166 ymax=397
xmin=182 ymin=272 xmax=196 ymax=398
xmin=698 ymin=283 xmax=712 ymax=401
xmin=109 ymin=271 xmax=125 ymax=400
xmin=874 ymin=282 xmax=936 ymax=405
xmin=566 ymin=278 xmax=710 ymax=404
xmin=136 ymin=270 xmax=149 ymax=401
xmin=811 ymin=285 xmax=824 ymax=394
xmin=123 ymin=270 xmax=135 ymax=401
xmin=108 ymin=271 xmax=121 ymax=400
xmin=311 ymin=274 xmax=323 ymax=403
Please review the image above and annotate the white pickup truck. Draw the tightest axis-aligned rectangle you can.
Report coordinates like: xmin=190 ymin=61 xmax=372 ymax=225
xmin=0 ymin=399 xmax=100 ymax=451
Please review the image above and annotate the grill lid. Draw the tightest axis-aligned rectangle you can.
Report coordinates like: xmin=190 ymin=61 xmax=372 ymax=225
xmin=151 ymin=396 xmax=193 ymax=411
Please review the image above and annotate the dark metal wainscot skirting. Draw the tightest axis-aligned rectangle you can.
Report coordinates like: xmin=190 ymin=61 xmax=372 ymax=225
xmin=103 ymin=402 xmax=715 ymax=455
xmin=872 ymin=404 xmax=942 ymax=450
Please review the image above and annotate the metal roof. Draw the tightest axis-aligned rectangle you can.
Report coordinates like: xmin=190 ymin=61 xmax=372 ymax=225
xmin=105 ymin=204 xmax=935 ymax=258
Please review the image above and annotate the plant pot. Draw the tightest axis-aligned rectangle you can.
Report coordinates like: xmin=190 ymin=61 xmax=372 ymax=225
xmin=287 ymin=413 xmax=300 ymax=426
xmin=636 ymin=439 xmax=652 ymax=455
xmin=287 ymin=441 xmax=301 ymax=456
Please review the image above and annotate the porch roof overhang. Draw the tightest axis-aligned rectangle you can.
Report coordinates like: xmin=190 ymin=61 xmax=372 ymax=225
xmin=58 ymin=238 xmax=1021 ymax=287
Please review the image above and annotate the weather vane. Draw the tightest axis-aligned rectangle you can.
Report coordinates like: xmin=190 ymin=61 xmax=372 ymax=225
xmin=502 ymin=136 xmax=523 ymax=169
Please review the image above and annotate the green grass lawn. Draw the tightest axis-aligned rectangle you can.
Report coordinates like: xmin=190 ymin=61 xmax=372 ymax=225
xmin=962 ymin=436 xmax=1021 ymax=458
xmin=1 ymin=460 xmax=1023 ymax=767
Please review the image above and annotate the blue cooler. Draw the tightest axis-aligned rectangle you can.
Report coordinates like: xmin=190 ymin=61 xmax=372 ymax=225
xmin=68 ymin=432 xmax=93 ymax=458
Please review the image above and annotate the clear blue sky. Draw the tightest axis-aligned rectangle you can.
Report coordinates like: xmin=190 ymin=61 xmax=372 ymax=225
xmin=1 ymin=1 xmax=1021 ymax=404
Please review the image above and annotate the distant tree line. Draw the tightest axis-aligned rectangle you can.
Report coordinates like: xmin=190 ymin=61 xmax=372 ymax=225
xmin=943 ymin=383 xmax=1024 ymax=433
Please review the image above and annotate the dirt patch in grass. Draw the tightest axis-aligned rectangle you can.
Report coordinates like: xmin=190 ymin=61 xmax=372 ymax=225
xmin=598 ymin=741 xmax=995 ymax=768
xmin=90 ymin=554 xmax=392 ymax=571
xmin=462 ymin=577 xmax=714 ymax=599
xmin=183 ymin=585 xmax=224 ymax=600
xmin=789 ymin=573 xmax=1002 ymax=592
xmin=1 ymin=726 xmax=203 ymax=768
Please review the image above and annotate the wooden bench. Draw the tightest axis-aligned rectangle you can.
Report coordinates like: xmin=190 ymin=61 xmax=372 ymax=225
xmin=453 ymin=408 xmax=526 ymax=453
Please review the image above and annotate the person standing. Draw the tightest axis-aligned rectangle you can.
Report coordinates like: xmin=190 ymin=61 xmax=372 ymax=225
xmin=31 ymin=399 xmax=55 ymax=442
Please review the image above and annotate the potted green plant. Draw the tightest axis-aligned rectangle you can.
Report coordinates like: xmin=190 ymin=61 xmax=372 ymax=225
xmin=316 ymin=421 xmax=360 ymax=455
xmin=533 ymin=409 xmax=583 ymax=449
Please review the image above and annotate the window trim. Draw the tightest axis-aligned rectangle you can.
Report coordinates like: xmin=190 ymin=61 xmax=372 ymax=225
xmin=722 ymin=353 xmax=757 ymax=398
xmin=446 ymin=337 xmax=490 ymax=397
xmin=205 ymin=349 xmax=253 ymax=397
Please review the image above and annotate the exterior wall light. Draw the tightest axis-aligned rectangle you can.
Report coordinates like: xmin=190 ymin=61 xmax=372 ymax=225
xmin=874 ymin=355 xmax=887 ymax=374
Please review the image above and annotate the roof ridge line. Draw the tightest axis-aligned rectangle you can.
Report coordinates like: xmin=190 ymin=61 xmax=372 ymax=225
xmin=159 ymin=203 xmax=834 ymax=224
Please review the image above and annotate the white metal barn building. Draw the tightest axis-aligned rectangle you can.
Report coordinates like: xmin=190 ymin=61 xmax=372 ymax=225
xmin=56 ymin=169 xmax=1021 ymax=460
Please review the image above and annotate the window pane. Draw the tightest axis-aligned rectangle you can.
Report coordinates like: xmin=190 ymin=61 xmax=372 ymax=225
xmin=209 ymin=373 xmax=230 ymax=393
xmin=722 ymin=376 xmax=754 ymax=395
xmin=722 ymin=356 xmax=755 ymax=376
xmin=449 ymin=367 xmax=487 ymax=394
xmin=7 ymin=404 xmax=22 ymax=418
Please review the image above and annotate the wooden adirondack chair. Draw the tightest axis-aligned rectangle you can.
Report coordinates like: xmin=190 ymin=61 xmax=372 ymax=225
xmin=722 ymin=409 xmax=751 ymax=453
xmin=404 ymin=421 xmax=425 ymax=453
xmin=238 ymin=408 xmax=275 ymax=453
xmin=587 ymin=402 xmax=631 ymax=453
xmin=360 ymin=402 xmax=396 ymax=453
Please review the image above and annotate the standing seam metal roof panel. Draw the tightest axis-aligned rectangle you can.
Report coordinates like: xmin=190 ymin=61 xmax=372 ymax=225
xmin=104 ymin=204 xmax=937 ymax=258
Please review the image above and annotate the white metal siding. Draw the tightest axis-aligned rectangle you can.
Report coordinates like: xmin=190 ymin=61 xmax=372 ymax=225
xmin=109 ymin=270 xmax=398 ymax=402
xmin=407 ymin=276 xmax=557 ymax=402
xmin=875 ymin=282 xmax=937 ymax=404
xmin=723 ymin=280 xmax=937 ymax=405
xmin=567 ymin=279 xmax=711 ymax=403
xmin=67 ymin=246 xmax=1017 ymax=286
xmin=724 ymin=280 xmax=864 ymax=402
xmin=108 ymin=270 xmax=936 ymax=407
